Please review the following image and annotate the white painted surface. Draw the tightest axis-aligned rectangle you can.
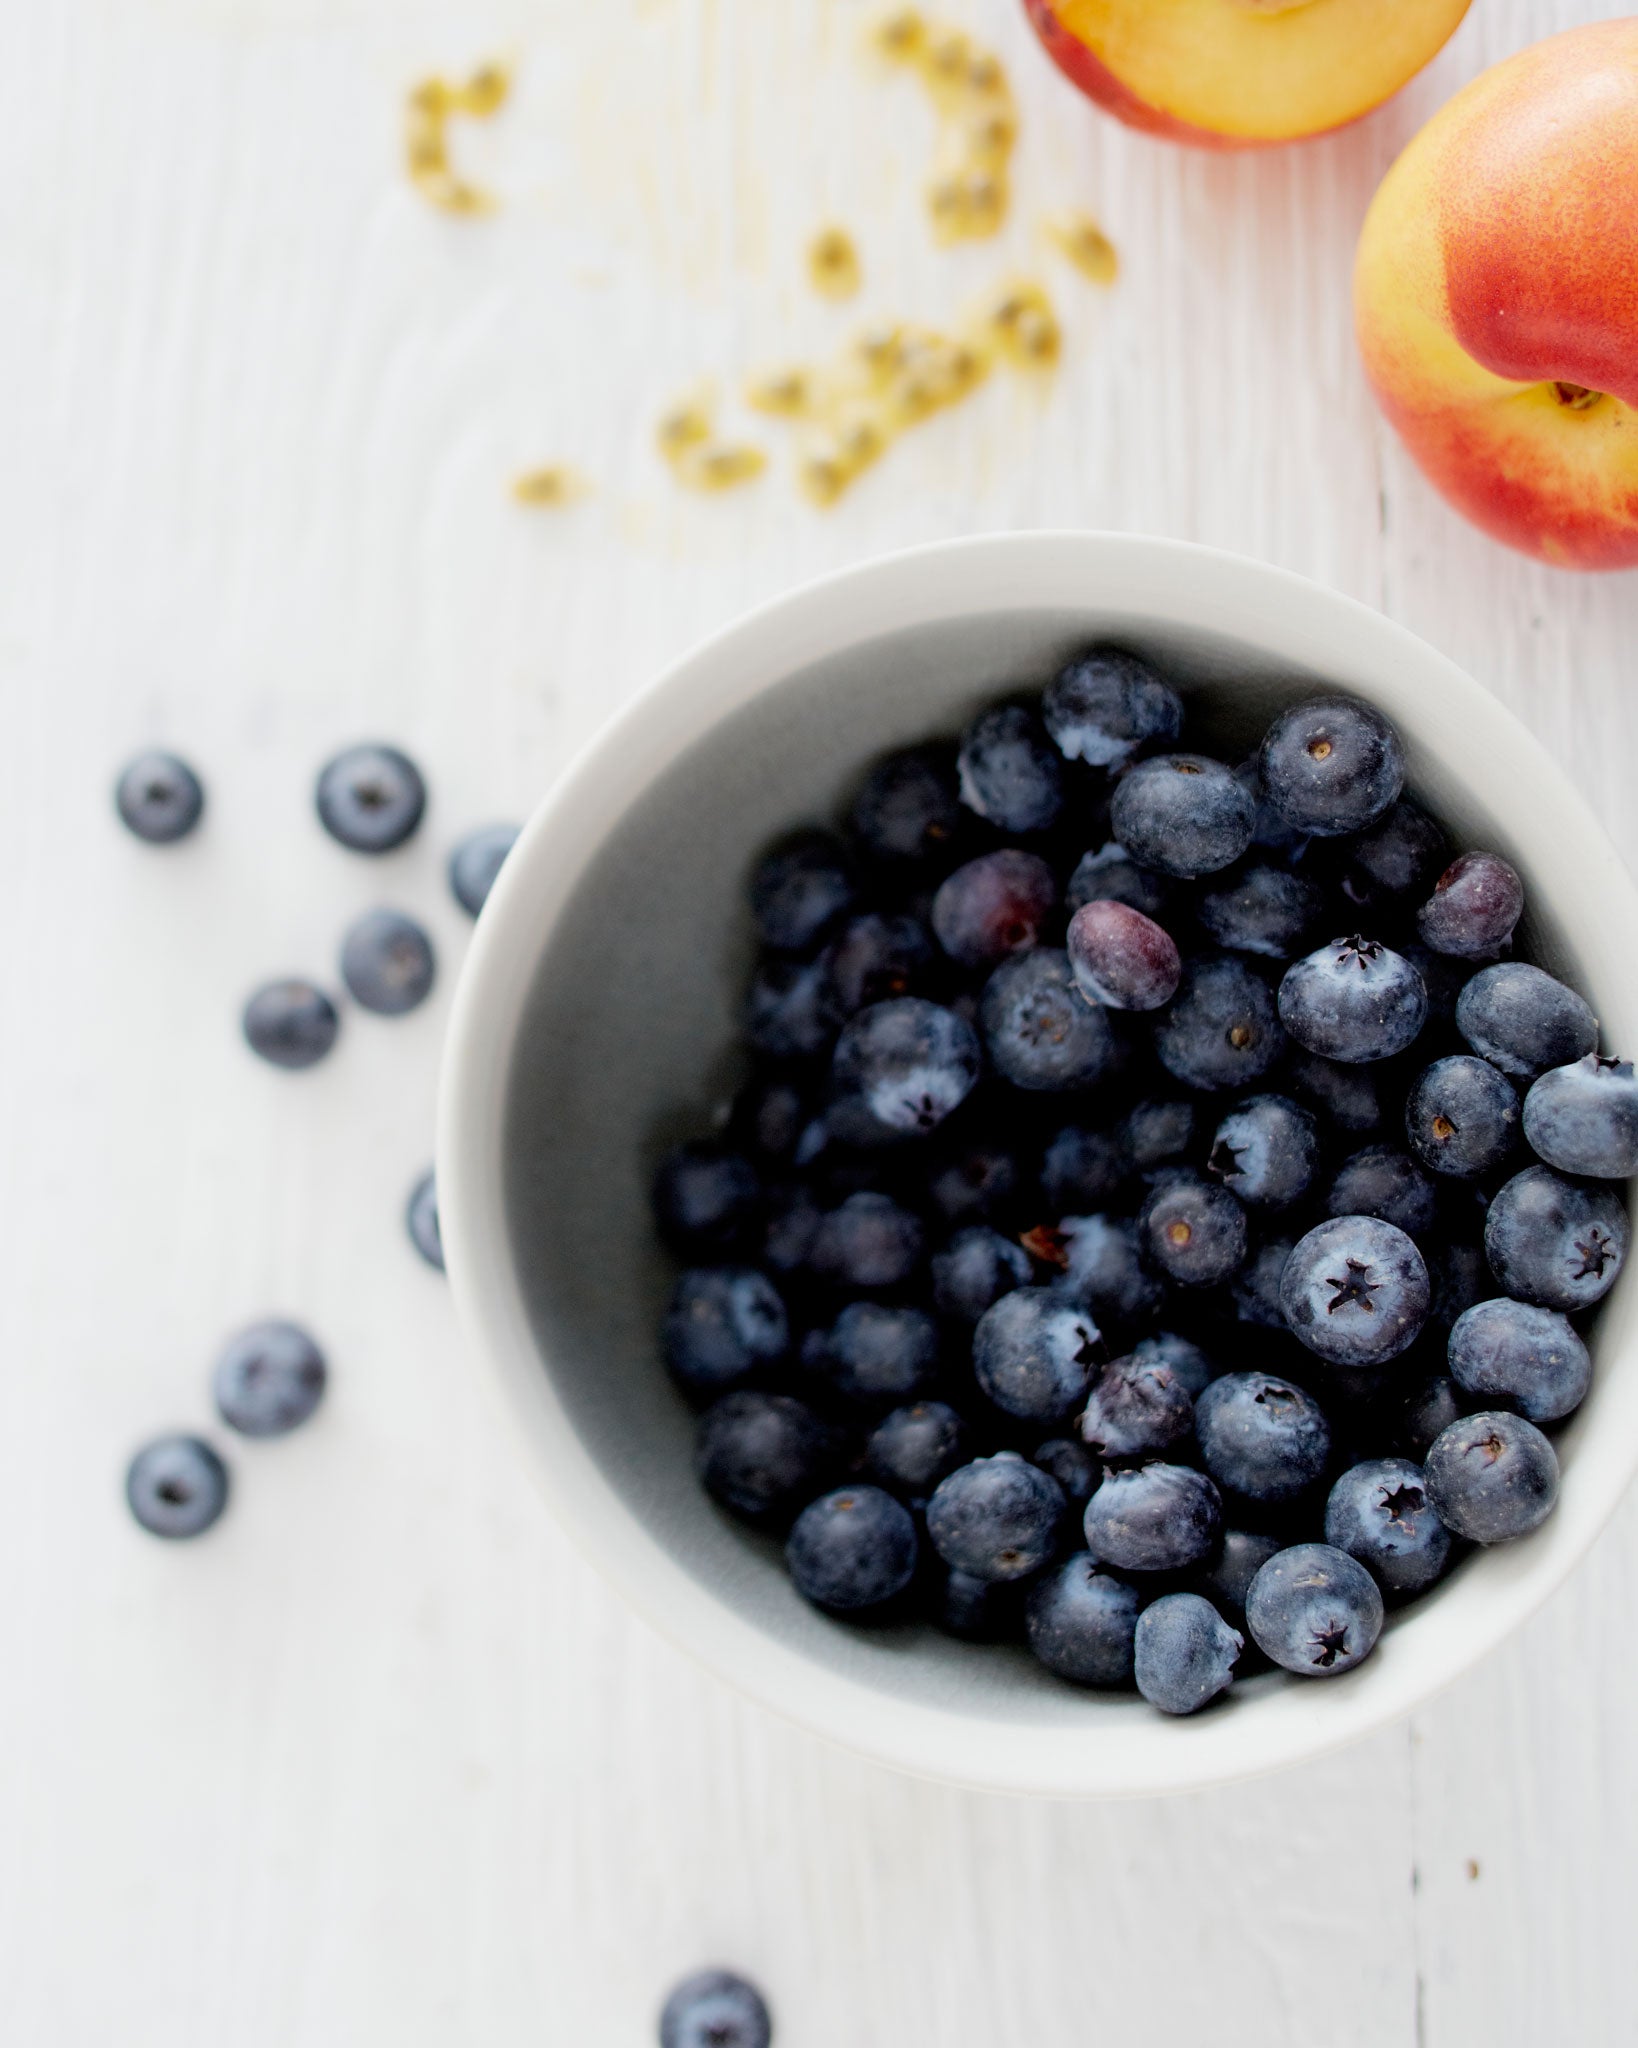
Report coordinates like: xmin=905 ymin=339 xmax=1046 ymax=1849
xmin=2 ymin=0 xmax=1633 ymax=2042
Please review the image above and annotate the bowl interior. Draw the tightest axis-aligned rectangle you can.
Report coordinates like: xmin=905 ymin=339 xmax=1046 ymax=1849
xmin=495 ymin=577 xmax=1628 ymax=1785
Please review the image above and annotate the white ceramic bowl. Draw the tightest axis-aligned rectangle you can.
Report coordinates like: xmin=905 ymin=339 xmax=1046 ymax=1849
xmin=439 ymin=533 xmax=1638 ymax=1799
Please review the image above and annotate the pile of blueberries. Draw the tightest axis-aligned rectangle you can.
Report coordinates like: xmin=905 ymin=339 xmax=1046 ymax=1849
xmin=114 ymin=744 xmax=518 ymax=1536
xmin=652 ymin=654 xmax=1633 ymax=1715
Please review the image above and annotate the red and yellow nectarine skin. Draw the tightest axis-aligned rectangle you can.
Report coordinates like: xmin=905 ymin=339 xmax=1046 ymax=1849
xmin=1356 ymin=19 xmax=1638 ymax=571
xmin=1023 ymin=0 xmax=1472 ymax=148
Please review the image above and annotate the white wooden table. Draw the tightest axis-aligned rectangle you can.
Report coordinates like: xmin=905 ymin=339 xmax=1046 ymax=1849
xmin=6 ymin=1 xmax=1635 ymax=2041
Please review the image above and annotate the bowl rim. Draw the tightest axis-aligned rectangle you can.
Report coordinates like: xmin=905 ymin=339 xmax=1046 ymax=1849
xmin=438 ymin=530 xmax=1638 ymax=1799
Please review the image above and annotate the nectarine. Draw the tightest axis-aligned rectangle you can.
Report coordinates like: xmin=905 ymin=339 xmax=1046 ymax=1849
xmin=1022 ymin=0 xmax=1471 ymax=148
xmin=1355 ymin=20 xmax=1638 ymax=571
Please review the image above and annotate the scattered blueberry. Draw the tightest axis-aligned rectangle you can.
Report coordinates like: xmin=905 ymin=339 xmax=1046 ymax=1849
xmin=1083 ymin=1463 xmax=1222 ymax=1573
xmin=749 ymin=829 xmax=857 ymax=953
xmin=1325 ymin=1146 xmax=1437 ymax=1238
xmin=664 ymin=1268 xmax=788 ymax=1397
xmin=1324 ymin=1458 xmax=1452 ymax=1596
xmin=932 ymin=1225 xmax=1031 ymax=1323
xmin=1025 ymin=1557 xmax=1141 ymax=1687
xmin=1406 ymin=1056 xmax=1520 ymax=1178
xmin=1109 ymin=754 xmax=1255 ymax=879
xmin=1484 ymin=1165 xmax=1628 ymax=1311
xmin=816 ymin=1302 xmax=939 ymax=1409
xmin=406 ymin=1168 xmax=444 ymax=1269
xmin=696 ymin=1392 xmax=841 ymax=1527
xmin=927 ymin=1452 xmax=1066 ymax=1581
xmin=1448 ymin=1298 xmax=1591 ymax=1424
xmin=1042 ymin=647 xmax=1183 ymax=767
xmin=242 ymin=978 xmax=340 ymax=1070
xmin=972 ymin=1288 xmax=1102 ymax=1422
xmin=981 ymin=948 xmax=1115 ymax=1091
xmin=1154 ymin=955 xmax=1285 ymax=1092
xmin=1417 ymin=851 xmax=1524 ymax=959
xmin=831 ymin=998 xmax=981 ymax=1138
xmin=1281 ymin=1215 xmax=1430 ymax=1366
xmin=956 ymin=704 xmax=1063 ymax=834
xmin=1245 ymin=1543 xmax=1384 ymax=1676
xmin=1424 ymin=1410 xmax=1559 ymax=1543
xmin=1523 ymin=1054 xmax=1638 ymax=1179
xmin=786 ymin=1485 xmax=919 ymax=1611
xmin=659 ymin=1970 xmax=772 ymax=2048
xmin=1066 ymin=842 xmax=1170 ymax=921
xmin=115 ymin=750 xmax=204 ymax=844
xmin=1278 ymin=936 xmax=1428 ymax=1064
xmin=1066 ymin=900 xmax=1181 ymax=1011
xmin=315 ymin=743 xmax=426 ymax=854
xmin=1455 ymin=962 xmax=1598 ymax=1080
xmin=1194 ymin=1372 xmax=1331 ymax=1503
xmin=340 ymin=908 xmax=435 ymax=1016
xmin=212 ymin=1320 xmax=327 ymax=1437
xmin=1195 ymin=863 xmax=1322 ymax=959
xmin=1208 ymin=1095 xmax=1319 ymax=1209
xmin=850 ymin=743 xmax=963 ymax=865
xmin=1134 ymin=1593 xmax=1242 ymax=1715
xmin=1079 ymin=1354 xmax=1193 ymax=1461
xmin=126 ymin=1434 xmax=229 ymax=1539
xmin=447 ymin=822 xmax=519 ymax=916
xmin=1258 ymin=697 xmax=1403 ymax=837
xmin=931 ymin=849 xmax=1056 ymax=970
xmin=810 ymin=1191 xmax=923 ymax=1290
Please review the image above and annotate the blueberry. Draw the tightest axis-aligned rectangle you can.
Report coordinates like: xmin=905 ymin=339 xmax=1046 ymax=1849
xmin=696 ymin=1392 xmax=842 ymax=1526
xmin=339 ymin=908 xmax=436 ymax=1015
xmin=1050 ymin=1213 xmax=1165 ymax=1327
xmin=242 ymin=978 xmax=341 ymax=1070
xmin=1032 ymin=1436 xmax=1100 ymax=1505
xmin=1109 ymin=755 xmax=1255 ymax=879
xmin=1424 ymin=1410 xmax=1559 ymax=1543
xmin=1066 ymin=900 xmax=1181 ymax=1011
xmin=1078 ymin=1354 xmax=1193 ymax=1461
xmin=663 ymin=1268 xmax=789 ymax=1396
xmin=1231 ymin=1239 xmax=1293 ymax=1328
xmin=1278 ymin=936 xmax=1428 ymax=1063
xmin=1195 ymin=863 xmax=1323 ymax=960
xmin=1235 ymin=756 xmax=1310 ymax=858
xmin=406 ymin=1168 xmax=444 ymax=1270
xmin=1484 ymin=1164 xmax=1628 ymax=1311
xmin=850 ymin=743 xmax=963 ymax=865
xmin=1197 ymin=1527 xmax=1283 ymax=1621
xmin=1406 ymin=1055 xmax=1520 ymax=1178
xmin=1455 ymin=962 xmax=1598 ymax=1080
xmin=1427 ymin=1238 xmax=1489 ymax=1331
xmin=447 ymin=822 xmax=519 ymax=916
xmin=932 ymin=1225 xmax=1031 ymax=1323
xmin=1024 ymin=1556 xmax=1141 ymax=1686
xmin=315 ymin=743 xmax=426 ymax=853
xmin=1417 ymin=851 xmax=1524 ymax=959
xmin=931 ymin=849 xmax=1056 ymax=970
xmin=659 ymin=1971 xmax=773 ymax=2048
xmin=1325 ymin=1146 xmax=1437 ymax=1238
xmin=924 ymin=1139 xmax=1022 ymax=1225
xmin=652 ymin=1141 xmax=761 ymax=1255
xmin=1524 ymin=1055 xmax=1638 ymax=1179
xmin=744 ymin=955 xmax=839 ymax=1061
xmin=1257 ymin=697 xmax=1404 ymax=837
xmin=749 ymin=829 xmax=857 ymax=953
xmin=1134 ymin=1593 xmax=1243 ymax=1715
xmin=1324 ymin=1458 xmax=1452 ymax=1596
xmin=212 ymin=1320 xmax=327 ymax=1437
xmin=831 ymin=998 xmax=980 ymax=1139
xmin=1245 ymin=1543 xmax=1384 ymax=1675
xmin=1083 ymin=1462 xmax=1222 ymax=1573
xmin=866 ymin=1400 xmax=970 ymax=1503
xmin=761 ymin=1184 xmax=823 ymax=1274
xmin=817 ymin=1302 xmax=939 ymax=1409
xmin=786 ymin=1484 xmax=919 ymax=1611
xmin=981 ymin=949 xmax=1115 ymax=1091
xmin=932 ymin=1565 xmax=1021 ymax=1641
xmin=1154 ymin=955 xmax=1285 ymax=1092
xmin=1207 ymin=1094 xmax=1318 ymax=1209
xmin=1342 ymin=798 xmax=1448 ymax=905
xmin=1066 ymin=842 xmax=1171 ymax=921
xmin=1142 ymin=1172 xmax=1247 ymax=1287
xmin=1040 ymin=1125 xmax=1126 ymax=1212
xmin=1396 ymin=1372 xmax=1465 ymax=1460
xmin=1194 ymin=1371 xmax=1331 ymax=1503
xmin=1447 ymin=1298 xmax=1591 ymax=1423
xmin=1281 ymin=1215 xmax=1430 ymax=1366
xmin=728 ymin=1075 xmax=810 ymax=1165
xmin=972 ymin=1288 xmax=1102 ymax=1422
xmin=810 ymin=1191 xmax=924 ymax=1289
xmin=115 ymin=750 xmax=204 ymax=844
xmin=823 ymin=912 xmax=936 ymax=1017
xmin=1130 ymin=1329 xmax=1217 ymax=1398
xmin=1288 ymin=1050 xmax=1387 ymax=1134
xmin=126 ymin=1434 xmax=229 ymax=1539
xmin=956 ymin=704 xmax=1063 ymax=834
xmin=927 ymin=1452 xmax=1066 ymax=1581
xmin=1042 ymin=647 xmax=1183 ymax=768
xmin=1120 ymin=1097 xmax=1198 ymax=1174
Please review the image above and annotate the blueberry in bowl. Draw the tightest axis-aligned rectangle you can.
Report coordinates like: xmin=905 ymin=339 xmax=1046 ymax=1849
xmin=441 ymin=536 xmax=1638 ymax=1798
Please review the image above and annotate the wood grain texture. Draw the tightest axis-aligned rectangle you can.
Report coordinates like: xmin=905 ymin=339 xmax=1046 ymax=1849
xmin=1 ymin=0 xmax=1633 ymax=2041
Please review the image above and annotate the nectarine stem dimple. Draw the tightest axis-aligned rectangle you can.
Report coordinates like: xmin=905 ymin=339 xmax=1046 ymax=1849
xmin=1551 ymin=382 xmax=1606 ymax=413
